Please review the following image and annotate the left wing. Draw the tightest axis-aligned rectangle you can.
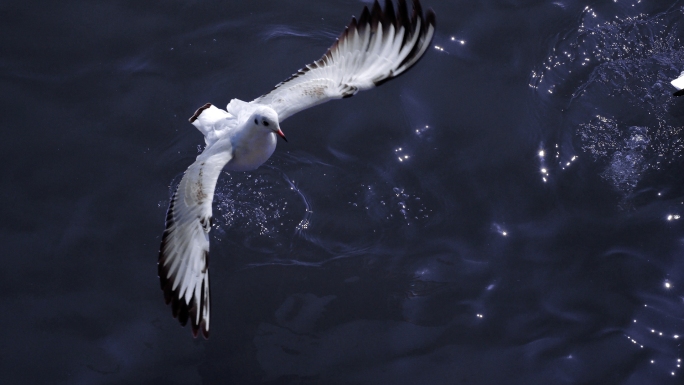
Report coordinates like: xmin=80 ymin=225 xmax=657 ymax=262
xmin=158 ymin=148 xmax=232 ymax=338
xmin=251 ymin=0 xmax=435 ymax=121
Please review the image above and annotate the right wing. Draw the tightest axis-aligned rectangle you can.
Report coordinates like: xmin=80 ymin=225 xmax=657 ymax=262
xmin=251 ymin=0 xmax=436 ymax=121
xmin=189 ymin=103 xmax=237 ymax=146
xmin=158 ymin=148 xmax=232 ymax=338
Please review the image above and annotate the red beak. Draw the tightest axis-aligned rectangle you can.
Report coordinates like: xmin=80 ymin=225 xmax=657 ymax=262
xmin=276 ymin=128 xmax=288 ymax=142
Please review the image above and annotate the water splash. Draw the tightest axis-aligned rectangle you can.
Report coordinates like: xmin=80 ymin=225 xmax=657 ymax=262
xmin=212 ymin=164 xmax=306 ymax=240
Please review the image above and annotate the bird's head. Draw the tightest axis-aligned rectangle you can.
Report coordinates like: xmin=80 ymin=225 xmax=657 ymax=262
xmin=251 ymin=106 xmax=287 ymax=142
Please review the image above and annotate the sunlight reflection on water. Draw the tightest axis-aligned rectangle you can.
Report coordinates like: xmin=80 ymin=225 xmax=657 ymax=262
xmin=532 ymin=3 xmax=684 ymax=199
xmin=529 ymin=4 xmax=684 ymax=380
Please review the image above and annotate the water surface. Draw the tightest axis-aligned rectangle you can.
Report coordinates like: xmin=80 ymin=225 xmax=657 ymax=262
xmin=3 ymin=0 xmax=684 ymax=384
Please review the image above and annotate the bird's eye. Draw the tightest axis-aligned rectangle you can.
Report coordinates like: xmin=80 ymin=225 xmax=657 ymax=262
xmin=254 ymin=118 xmax=258 ymax=124
xmin=263 ymin=121 xmax=269 ymax=127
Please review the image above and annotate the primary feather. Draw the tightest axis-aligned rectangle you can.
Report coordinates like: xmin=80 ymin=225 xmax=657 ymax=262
xmin=252 ymin=0 xmax=436 ymax=121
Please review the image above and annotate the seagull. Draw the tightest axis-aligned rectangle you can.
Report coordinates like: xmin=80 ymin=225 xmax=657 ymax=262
xmin=672 ymin=71 xmax=684 ymax=96
xmin=158 ymin=0 xmax=435 ymax=339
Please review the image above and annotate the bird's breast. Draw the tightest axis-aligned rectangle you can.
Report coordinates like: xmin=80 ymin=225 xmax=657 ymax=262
xmin=228 ymin=132 xmax=277 ymax=171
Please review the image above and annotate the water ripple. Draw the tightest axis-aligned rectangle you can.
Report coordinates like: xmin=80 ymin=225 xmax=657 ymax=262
xmin=532 ymin=1 xmax=684 ymax=202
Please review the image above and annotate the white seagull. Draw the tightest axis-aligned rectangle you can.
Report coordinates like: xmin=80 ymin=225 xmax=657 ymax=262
xmin=672 ymin=71 xmax=684 ymax=96
xmin=158 ymin=0 xmax=435 ymax=338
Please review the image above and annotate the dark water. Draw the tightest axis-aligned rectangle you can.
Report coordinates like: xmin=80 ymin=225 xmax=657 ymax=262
xmin=4 ymin=0 xmax=684 ymax=383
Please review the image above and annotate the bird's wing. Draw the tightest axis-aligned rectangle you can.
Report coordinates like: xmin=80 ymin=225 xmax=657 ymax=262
xmin=251 ymin=0 xmax=435 ymax=121
xmin=189 ymin=103 xmax=238 ymax=146
xmin=158 ymin=148 xmax=232 ymax=339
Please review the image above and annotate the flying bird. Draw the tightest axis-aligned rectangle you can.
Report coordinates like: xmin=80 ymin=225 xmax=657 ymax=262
xmin=158 ymin=0 xmax=435 ymax=338
xmin=672 ymin=71 xmax=684 ymax=96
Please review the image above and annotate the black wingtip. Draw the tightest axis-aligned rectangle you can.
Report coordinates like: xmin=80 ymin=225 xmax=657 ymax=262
xmin=674 ymin=89 xmax=684 ymax=97
xmin=158 ymin=186 xmax=210 ymax=339
xmin=426 ymin=8 xmax=436 ymax=28
xmin=159 ymin=257 xmax=209 ymax=339
xmin=251 ymin=1 xmax=436 ymax=111
xmin=358 ymin=4 xmax=371 ymax=27
xmin=397 ymin=0 xmax=411 ymax=32
xmin=384 ymin=0 xmax=396 ymax=29
xmin=192 ymin=322 xmax=209 ymax=339
xmin=412 ymin=0 xmax=424 ymax=21
xmin=189 ymin=103 xmax=212 ymax=123
xmin=370 ymin=0 xmax=383 ymax=30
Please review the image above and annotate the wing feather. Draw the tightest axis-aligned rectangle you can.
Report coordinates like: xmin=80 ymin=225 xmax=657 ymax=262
xmin=158 ymin=148 xmax=232 ymax=339
xmin=251 ymin=0 xmax=436 ymax=121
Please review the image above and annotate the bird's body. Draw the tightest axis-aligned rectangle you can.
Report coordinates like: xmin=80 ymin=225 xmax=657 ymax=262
xmin=158 ymin=0 xmax=436 ymax=338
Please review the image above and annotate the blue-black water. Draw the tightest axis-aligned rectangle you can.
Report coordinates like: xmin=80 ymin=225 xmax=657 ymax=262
xmin=3 ymin=0 xmax=684 ymax=384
